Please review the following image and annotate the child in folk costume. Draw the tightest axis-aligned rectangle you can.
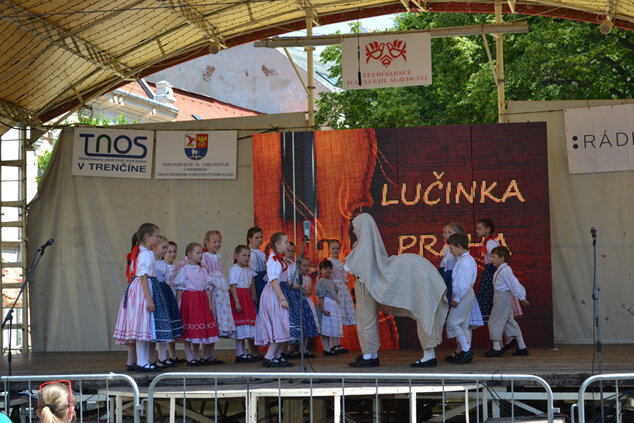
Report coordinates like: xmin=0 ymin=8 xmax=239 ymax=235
xmin=475 ymin=218 xmax=500 ymax=324
xmin=446 ymin=233 xmax=478 ymax=364
xmin=163 ymin=241 xmax=184 ymax=363
xmin=173 ymin=242 xmax=220 ymax=366
xmin=114 ymin=223 xmax=174 ymax=372
xmin=153 ymin=236 xmax=183 ymax=367
xmin=283 ymin=244 xmax=320 ymax=357
xmin=254 ymin=232 xmax=294 ymax=368
xmin=229 ymin=245 xmax=259 ymax=363
xmin=300 ymin=256 xmax=320 ymax=357
xmin=202 ymin=230 xmax=236 ymax=339
xmin=484 ymin=246 xmax=531 ymax=357
xmin=439 ymin=222 xmax=484 ymax=362
xmin=315 ymin=259 xmax=344 ymax=356
xmin=326 ymin=239 xmax=355 ymax=353
xmin=247 ymin=227 xmax=266 ymax=305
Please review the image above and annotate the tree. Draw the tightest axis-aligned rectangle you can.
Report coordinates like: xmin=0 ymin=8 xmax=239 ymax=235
xmin=315 ymin=14 xmax=634 ymax=129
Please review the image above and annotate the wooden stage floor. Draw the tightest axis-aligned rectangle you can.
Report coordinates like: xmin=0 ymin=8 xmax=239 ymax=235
xmin=4 ymin=344 xmax=633 ymax=388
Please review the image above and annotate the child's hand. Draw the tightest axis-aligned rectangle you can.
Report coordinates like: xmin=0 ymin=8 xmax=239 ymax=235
xmin=280 ymin=298 xmax=289 ymax=310
xmin=147 ymin=299 xmax=155 ymax=312
xmin=323 ymin=310 xmax=330 ymax=316
xmin=252 ymin=296 xmax=258 ymax=305
xmin=450 ymin=300 xmax=458 ymax=308
xmin=235 ymin=303 xmax=242 ymax=313
xmin=521 ymin=299 xmax=530 ymax=308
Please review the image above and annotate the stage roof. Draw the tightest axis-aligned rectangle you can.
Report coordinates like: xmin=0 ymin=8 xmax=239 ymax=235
xmin=1 ymin=0 xmax=632 ymax=131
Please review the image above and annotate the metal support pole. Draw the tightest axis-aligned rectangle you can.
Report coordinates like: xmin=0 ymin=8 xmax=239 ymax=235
xmin=305 ymin=8 xmax=315 ymax=128
xmin=494 ymin=2 xmax=506 ymax=123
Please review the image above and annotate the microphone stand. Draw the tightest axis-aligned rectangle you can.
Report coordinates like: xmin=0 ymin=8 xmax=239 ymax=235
xmin=2 ymin=244 xmax=48 ymax=414
xmin=291 ymin=235 xmax=309 ymax=373
xmin=591 ymin=229 xmax=604 ymax=423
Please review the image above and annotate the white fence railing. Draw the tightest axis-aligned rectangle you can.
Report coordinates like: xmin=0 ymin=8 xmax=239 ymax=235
xmin=146 ymin=372 xmax=555 ymax=423
xmin=572 ymin=373 xmax=634 ymax=423
xmin=1 ymin=373 xmax=141 ymax=423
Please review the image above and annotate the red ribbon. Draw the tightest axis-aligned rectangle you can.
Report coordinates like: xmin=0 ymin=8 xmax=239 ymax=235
xmin=478 ymin=236 xmax=496 ymax=258
xmin=126 ymin=245 xmax=140 ymax=283
xmin=272 ymin=254 xmax=288 ymax=272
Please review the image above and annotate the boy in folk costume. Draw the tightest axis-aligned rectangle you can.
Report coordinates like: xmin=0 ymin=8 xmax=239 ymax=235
xmin=345 ymin=213 xmax=448 ymax=368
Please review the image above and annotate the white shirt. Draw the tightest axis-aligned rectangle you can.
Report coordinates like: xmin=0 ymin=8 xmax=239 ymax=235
xmin=492 ymin=263 xmax=526 ymax=300
xmin=266 ymin=254 xmax=288 ymax=283
xmin=249 ymin=248 xmax=266 ymax=273
xmin=451 ymin=252 xmax=477 ymax=302
xmin=155 ymin=260 xmax=172 ymax=284
xmin=439 ymin=246 xmax=457 ymax=270
xmin=133 ymin=246 xmax=155 ymax=277
xmin=482 ymin=239 xmax=500 ymax=264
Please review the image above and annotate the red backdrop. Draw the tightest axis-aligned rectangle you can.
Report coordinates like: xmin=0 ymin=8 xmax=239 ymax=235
xmin=253 ymin=123 xmax=553 ymax=349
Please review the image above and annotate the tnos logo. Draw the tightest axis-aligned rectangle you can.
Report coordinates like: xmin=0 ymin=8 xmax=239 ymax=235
xmin=79 ymin=132 xmax=148 ymax=158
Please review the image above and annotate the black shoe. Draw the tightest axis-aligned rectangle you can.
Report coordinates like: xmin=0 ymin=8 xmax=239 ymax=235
xmin=323 ymin=350 xmax=338 ymax=356
xmin=235 ymin=355 xmax=253 ymax=363
xmin=275 ymin=357 xmax=294 ymax=367
xmin=333 ymin=345 xmax=349 ymax=354
xmin=171 ymin=357 xmax=186 ymax=364
xmin=136 ymin=364 xmax=162 ymax=372
xmin=160 ymin=359 xmax=177 ymax=367
xmin=185 ymin=360 xmax=200 ymax=367
xmin=126 ymin=363 xmax=136 ymax=371
xmin=445 ymin=352 xmax=459 ymax=363
xmin=410 ymin=358 xmax=437 ymax=368
xmin=501 ymin=339 xmax=518 ymax=352
xmin=454 ymin=349 xmax=475 ymax=364
xmin=205 ymin=358 xmax=225 ymax=365
xmin=304 ymin=352 xmax=316 ymax=358
xmin=484 ymin=348 xmax=504 ymax=358
xmin=512 ymin=348 xmax=529 ymax=356
xmin=262 ymin=358 xmax=275 ymax=367
xmin=349 ymin=356 xmax=380 ymax=368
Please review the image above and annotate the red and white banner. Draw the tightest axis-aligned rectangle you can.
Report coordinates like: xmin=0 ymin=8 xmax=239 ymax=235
xmin=341 ymin=32 xmax=432 ymax=90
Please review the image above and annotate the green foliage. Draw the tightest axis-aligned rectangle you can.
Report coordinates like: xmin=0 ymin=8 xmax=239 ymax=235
xmin=315 ymin=14 xmax=634 ymax=129
xmin=36 ymin=148 xmax=53 ymax=184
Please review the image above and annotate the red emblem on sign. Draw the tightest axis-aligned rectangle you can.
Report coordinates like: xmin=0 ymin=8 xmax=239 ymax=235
xmin=365 ymin=39 xmax=407 ymax=68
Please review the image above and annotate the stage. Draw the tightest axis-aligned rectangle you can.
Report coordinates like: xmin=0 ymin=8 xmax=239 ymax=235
xmin=6 ymin=344 xmax=632 ymax=388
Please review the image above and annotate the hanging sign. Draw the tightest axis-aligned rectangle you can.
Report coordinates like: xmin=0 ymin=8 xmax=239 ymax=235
xmin=341 ymin=32 xmax=432 ymax=90
xmin=155 ymin=130 xmax=237 ymax=179
xmin=564 ymin=103 xmax=634 ymax=173
xmin=72 ymin=128 xmax=153 ymax=178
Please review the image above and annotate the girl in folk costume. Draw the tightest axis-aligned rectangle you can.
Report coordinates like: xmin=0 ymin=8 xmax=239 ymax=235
xmin=247 ymin=227 xmax=266 ymax=305
xmin=315 ymin=259 xmax=344 ymax=356
xmin=229 ymin=245 xmax=259 ymax=363
xmin=474 ymin=218 xmax=500 ymax=324
xmin=153 ymin=236 xmax=183 ymax=367
xmin=163 ymin=241 xmax=184 ymax=363
xmin=173 ymin=242 xmax=220 ymax=366
xmin=254 ymin=232 xmax=294 ymax=368
xmin=202 ymin=230 xmax=236 ymax=339
xmin=326 ymin=239 xmax=355 ymax=353
xmin=439 ymin=222 xmax=483 ymax=363
xmin=114 ymin=223 xmax=174 ymax=372
xmin=283 ymin=243 xmax=319 ymax=357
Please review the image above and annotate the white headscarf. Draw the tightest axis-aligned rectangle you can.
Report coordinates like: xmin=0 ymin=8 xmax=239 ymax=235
xmin=346 ymin=213 xmax=448 ymax=347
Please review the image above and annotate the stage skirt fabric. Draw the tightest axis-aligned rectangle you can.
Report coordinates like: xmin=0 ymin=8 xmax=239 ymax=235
xmin=157 ymin=281 xmax=183 ymax=338
xmin=211 ymin=287 xmax=236 ymax=338
xmin=230 ymin=287 xmax=257 ymax=340
xmin=319 ymin=297 xmax=344 ymax=338
xmin=334 ymin=280 xmax=357 ymax=326
xmin=438 ymin=267 xmax=453 ymax=304
xmin=113 ymin=276 xmax=156 ymax=344
xmin=476 ymin=263 xmax=496 ymax=324
xmin=254 ymin=283 xmax=292 ymax=345
xmin=149 ymin=276 xmax=176 ymax=342
xmin=179 ymin=290 xmax=219 ymax=344
xmin=305 ymin=296 xmax=321 ymax=334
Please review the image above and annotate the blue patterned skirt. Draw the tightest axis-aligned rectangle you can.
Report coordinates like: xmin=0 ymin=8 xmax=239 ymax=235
xmin=149 ymin=277 xmax=174 ymax=342
xmin=157 ymin=282 xmax=183 ymax=338
xmin=476 ymin=264 xmax=496 ymax=324
xmin=438 ymin=267 xmax=453 ymax=304
xmin=254 ymin=270 xmax=267 ymax=310
xmin=279 ymin=281 xmax=319 ymax=342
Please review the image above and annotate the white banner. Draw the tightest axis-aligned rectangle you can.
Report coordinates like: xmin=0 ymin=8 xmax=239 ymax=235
xmin=72 ymin=128 xmax=153 ymax=178
xmin=564 ymin=104 xmax=634 ymax=173
xmin=155 ymin=131 xmax=237 ymax=179
xmin=341 ymin=32 xmax=432 ymax=90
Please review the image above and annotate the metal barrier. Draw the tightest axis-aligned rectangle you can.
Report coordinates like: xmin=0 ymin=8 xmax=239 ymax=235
xmin=147 ymin=372 xmax=555 ymax=423
xmin=1 ymin=373 xmax=141 ymax=423
xmin=573 ymin=373 xmax=634 ymax=423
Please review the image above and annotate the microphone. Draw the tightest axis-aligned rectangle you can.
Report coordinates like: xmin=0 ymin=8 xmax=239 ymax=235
xmin=591 ymin=227 xmax=597 ymax=240
xmin=303 ymin=220 xmax=311 ymax=240
xmin=39 ymin=239 xmax=54 ymax=251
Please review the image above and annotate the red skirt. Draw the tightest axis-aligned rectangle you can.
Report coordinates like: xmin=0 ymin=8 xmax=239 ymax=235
xmin=180 ymin=290 xmax=219 ymax=342
xmin=230 ymin=287 xmax=257 ymax=326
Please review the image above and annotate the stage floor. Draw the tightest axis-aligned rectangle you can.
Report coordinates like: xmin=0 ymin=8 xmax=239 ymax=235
xmin=5 ymin=344 xmax=632 ymax=388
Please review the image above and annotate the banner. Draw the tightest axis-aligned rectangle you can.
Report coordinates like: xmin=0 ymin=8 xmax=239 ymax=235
xmin=72 ymin=128 xmax=153 ymax=178
xmin=341 ymin=32 xmax=432 ymax=90
xmin=253 ymin=123 xmax=552 ymax=349
xmin=564 ymin=103 xmax=634 ymax=173
xmin=155 ymin=131 xmax=237 ymax=179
